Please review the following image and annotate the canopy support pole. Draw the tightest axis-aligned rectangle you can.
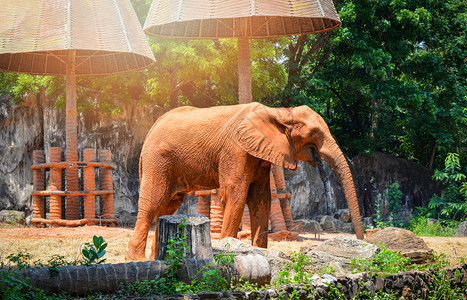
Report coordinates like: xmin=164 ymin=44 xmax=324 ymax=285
xmin=65 ymin=50 xmax=80 ymax=220
xmin=237 ymin=37 xmax=252 ymax=104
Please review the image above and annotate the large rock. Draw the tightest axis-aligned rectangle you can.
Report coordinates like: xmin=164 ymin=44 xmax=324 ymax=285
xmin=0 ymin=210 xmax=24 ymax=224
xmin=306 ymin=235 xmax=378 ymax=276
xmin=318 ymin=215 xmax=355 ymax=234
xmin=455 ymin=221 xmax=467 ymax=237
xmin=291 ymin=219 xmax=323 ymax=234
xmin=365 ymin=227 xmax=431 ymax=263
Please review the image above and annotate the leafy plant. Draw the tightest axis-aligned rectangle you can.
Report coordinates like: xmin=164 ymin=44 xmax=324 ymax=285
xmin=373 ymin=182 xmax=405 ymax=228
xmin=351 ymin=243 xmax=415 ymax=275
xmin=429 ymin=153 xmax=467 ymax=221
xmin=273 ymin=252 xmax=314 ymax=286
xmin=82 ymin=236 xmax=108 ymax=265
xmin=409 ymin=215 xmax=455 ymax=237
xmin=6 ymin=252 xmax=32 ymax=271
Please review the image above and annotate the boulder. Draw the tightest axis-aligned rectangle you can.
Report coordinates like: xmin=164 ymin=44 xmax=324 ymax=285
xmin=334 ymin=209 xmax=351 ymax=223
xmin=363 ymin=217 xmax=375 ymax=228
xmin=455 ymin=221 xmax=467 ymax=237
xmin=268 ymin=230 xmax=301 ymax=242
xmin=291 ymin=219 xmax=323 ymax=234
xmin=0 ymin=210 xmax=24 ymax=224
xmin=364 ymin=227 xmax=431 ymax=263
xmin=306 ymin=235 xmax=378 ymax=276
xmin=318 ymin=215 xmax=355 ymax=234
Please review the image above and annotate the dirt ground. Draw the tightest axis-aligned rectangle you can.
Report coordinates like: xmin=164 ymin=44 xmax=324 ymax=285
xmin=0 ymin=225 xmax=466 ymax=267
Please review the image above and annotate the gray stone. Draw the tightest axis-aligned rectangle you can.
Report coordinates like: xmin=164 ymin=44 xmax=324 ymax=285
xmin=318 ymin=215 xmax=354 ymax=234
xmin=116 ymin=210 xmax=137 ymax=228
xmin=306 ymin=235 xmax=378 ymax=276
xmin=362 ymin=217 xmax=375 ymax=227
xmin=0 ymin=210 xmax=24 ymax=224
xmin=455 ymin=221 xmax=467 ymax=237
xmin=334 ymin=209 xmax=351 ymax=223
xmin=291 ymin=219 xmax=323 ymax=234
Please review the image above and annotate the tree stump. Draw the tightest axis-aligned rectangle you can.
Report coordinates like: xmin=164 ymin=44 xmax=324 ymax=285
xmin=156 ymin=214 xmax=213 ymax=260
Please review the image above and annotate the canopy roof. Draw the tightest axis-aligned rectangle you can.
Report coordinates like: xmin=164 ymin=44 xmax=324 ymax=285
xmin=0 ymin=0 xmax=155 ymax=75
xmin=144 ymin=0 xmax=341 ymax=39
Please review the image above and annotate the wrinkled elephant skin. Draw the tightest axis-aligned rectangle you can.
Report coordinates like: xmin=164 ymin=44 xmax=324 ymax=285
xmin=126 ymin=103 xmax=364 ymax=261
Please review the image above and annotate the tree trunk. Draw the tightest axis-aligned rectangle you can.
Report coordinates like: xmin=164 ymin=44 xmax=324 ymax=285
xmin=156 ymin=214 xmax=213 ymax=260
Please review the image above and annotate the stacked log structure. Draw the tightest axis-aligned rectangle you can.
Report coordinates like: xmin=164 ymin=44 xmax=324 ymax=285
xmin=31 ymin=147 xmax=116 ymax=226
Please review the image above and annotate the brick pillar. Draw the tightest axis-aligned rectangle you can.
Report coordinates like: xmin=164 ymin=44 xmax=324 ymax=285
xmin=210 ymin=189 xmax=223 ymax=234
xmin=83 ymin=149 xmax=96 ymax=220
xmin=240 ymin=205 xmax=251 ymax=231
xmin=99 ymin=150 xmax=114 ymax=219
xmin=272 ymin=164 xmax=294 ymax=229
xmin=197 ymin=193 xmax=211 ymax=218
xmin=49 ymin=147 xmax=62 ymax=221
xmin=269 ymin=171 xmax=287 ymax=232
xmin=32 ymin=150 xmax=45 ymax=223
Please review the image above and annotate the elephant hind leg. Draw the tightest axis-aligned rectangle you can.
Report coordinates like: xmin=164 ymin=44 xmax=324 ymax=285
xmin=149 ymin=193 xmax=186 ymax=260
xmin=126 ymin=175 xmax=174 ymax=262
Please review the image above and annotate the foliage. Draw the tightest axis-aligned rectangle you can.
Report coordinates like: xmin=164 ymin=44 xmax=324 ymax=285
xmin=118 ymin=218 xmax=236 ymax=296
xmin=273 ymin=252 xmax=314 ymax=286
xmin=372 ymin=182 xmax=405 ymax=228
xmin=426 ymin=268 xmax=465 ymax=300
xmin=429 ymin=153 xmax=467 ymax=221
xmin=82 ymin=236 xmax=108 ymax=265
xmin=409 ymin=215 xmax=456 ymax=237
xmin=0 ymin=269 xmax=50 ymax=300
xmin=278 ymin=0 xmax=466 ymax=171
xmin=351 ymin=243 xmax=416 ymax=275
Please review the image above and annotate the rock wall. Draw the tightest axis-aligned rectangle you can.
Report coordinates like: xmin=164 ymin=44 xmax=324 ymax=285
xmin=0 ymin=96 xmax=441 ymax=222
xmin=0 ymin=94 xmax=165 ymax=216
xmin=353 ymin=152 xmax=442 ymax=219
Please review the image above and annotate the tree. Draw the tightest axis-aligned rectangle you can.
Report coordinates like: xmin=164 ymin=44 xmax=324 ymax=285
xmin=277 ymin=0 xmax=466 ymax=171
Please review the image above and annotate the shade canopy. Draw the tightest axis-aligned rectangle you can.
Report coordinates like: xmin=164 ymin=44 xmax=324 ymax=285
xmin=0 ymin=0 xmax=155 ymax=75
xmin=144 ymin=0 xmax=341 ymax=39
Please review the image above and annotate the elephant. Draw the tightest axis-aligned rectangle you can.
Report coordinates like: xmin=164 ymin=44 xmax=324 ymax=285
xmin=126 ymin=102 xmax=364 ymax=261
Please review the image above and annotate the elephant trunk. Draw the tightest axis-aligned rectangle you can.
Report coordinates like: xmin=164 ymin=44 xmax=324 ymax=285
xmin=320 ymin=136 xmax=364 ymax=240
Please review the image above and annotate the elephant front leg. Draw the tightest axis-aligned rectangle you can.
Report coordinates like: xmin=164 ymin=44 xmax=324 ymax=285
xmin=219 ymin=184 xmax=250 ymax=241
xmin=246 ymin=179 xmax=271 ymax=248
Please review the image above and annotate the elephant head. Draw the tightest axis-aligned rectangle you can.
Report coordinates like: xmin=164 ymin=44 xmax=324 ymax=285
xmin=236 ymin=104 xmax=364 ymax=239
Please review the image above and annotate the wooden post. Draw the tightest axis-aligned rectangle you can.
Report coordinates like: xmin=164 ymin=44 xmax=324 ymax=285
xmin=65 ymin=50 xmax=79 ymax=220
xmin=83 ymin=149 xmax=96 ymax=221
xmin=156 ymin=214 xmax=213 ymax=260
xmin=32 ymin=150 xmax=45 ymax=224
xmin=237 ymin=36 xmax=252 ymax=104
xmin=49 ymin=147 xmax=62 ymax=221
xmin=99 ymin=150 xmax=114 ymax=219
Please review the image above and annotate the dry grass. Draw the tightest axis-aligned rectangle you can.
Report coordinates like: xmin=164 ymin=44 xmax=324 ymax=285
xmin=0 ymin=225 xmax=465 ymax=267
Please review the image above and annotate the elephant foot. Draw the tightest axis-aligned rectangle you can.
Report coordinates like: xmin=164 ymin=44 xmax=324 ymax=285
xmin=125 ymin=248 xmax=147 ymax=262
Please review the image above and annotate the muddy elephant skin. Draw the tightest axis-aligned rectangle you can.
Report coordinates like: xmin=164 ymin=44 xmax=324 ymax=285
xmin=126 ymin=102 xmax=364 ymax=261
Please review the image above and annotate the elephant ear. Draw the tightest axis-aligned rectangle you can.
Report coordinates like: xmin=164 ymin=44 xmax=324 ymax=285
xmin=236 ymin=108 xmax=297 ymax=170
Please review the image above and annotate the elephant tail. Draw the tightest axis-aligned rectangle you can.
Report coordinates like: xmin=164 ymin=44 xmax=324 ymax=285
xmin=139 ymin=154 xmax=143 ymax=184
